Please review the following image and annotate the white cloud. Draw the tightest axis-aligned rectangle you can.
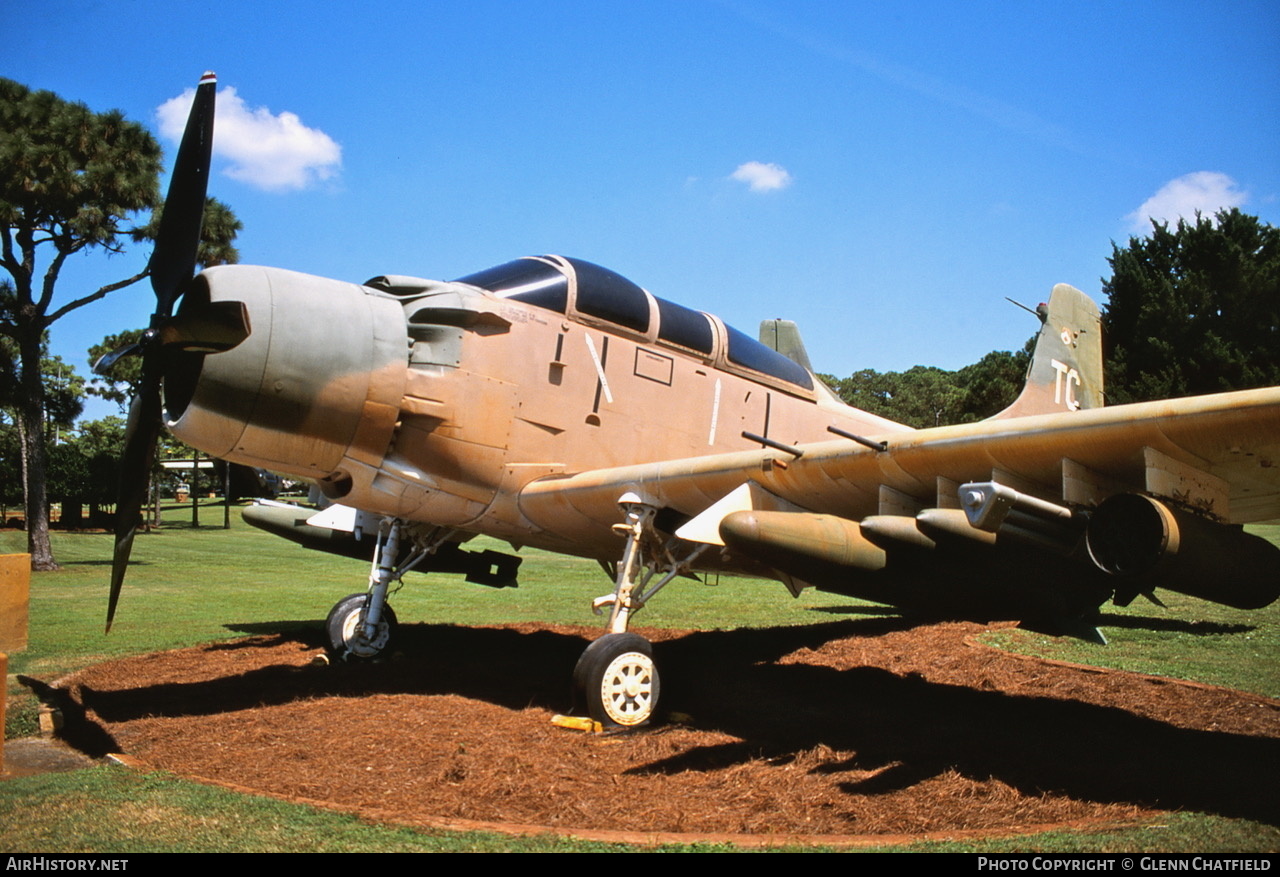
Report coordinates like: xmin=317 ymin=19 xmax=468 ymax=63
xmin=158 ymin=86 xmax=342 ymax=192
xmin=1126 ymin=172 xmax=1246 ymax=232
xmin=730 ymin=161 xmax=793 ymax=193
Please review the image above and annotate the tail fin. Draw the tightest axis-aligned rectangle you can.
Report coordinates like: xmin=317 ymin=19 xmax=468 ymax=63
xmin=759 ymin=319 xmax=814 ymax=372
xmin=992 ymin=283 xmax=1103 ymax=419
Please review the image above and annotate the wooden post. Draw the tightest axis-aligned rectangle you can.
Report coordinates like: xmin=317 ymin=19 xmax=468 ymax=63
xmin=0 ymin=553 xmax=30 ymax=653
xmin=191 ymin=450 xmax=200 ymax=528
xmin=1 ymin=651 xmax=7 ymax=776
xmin=0 ymin=551 xmax=26 ymax=778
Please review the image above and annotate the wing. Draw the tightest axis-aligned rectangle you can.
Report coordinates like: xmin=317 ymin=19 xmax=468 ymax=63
xmin=518 ymin=386 xmax=1280 ymax=616
xmin=521 ymin=386 xmax=1280 ymax=528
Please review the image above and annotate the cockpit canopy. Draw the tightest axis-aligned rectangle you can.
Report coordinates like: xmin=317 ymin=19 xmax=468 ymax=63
xmin=454 ymin=256 xmax=812 ymax=392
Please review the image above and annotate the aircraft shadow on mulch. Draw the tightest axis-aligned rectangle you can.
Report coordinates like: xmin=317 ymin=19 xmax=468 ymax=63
xmin=67 ymin=618 xmax=1280 ymax=827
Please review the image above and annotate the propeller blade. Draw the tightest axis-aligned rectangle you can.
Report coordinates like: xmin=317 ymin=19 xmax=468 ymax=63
xmin=150 ymin=71 xmax=217 ymax=317
xmin=157 ymin=300 xmax=250 ymax=353
xmin=107 ymin=365 xmax=163 ymax=632
xmin=93 ymin=340 xmax=145 ymax=375
xmin=108 ymin=72 xmax=218 ymax=633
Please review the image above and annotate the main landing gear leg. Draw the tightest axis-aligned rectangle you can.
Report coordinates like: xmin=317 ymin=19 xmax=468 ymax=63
xmin=573 ymin=496 xmax=707 ymax=729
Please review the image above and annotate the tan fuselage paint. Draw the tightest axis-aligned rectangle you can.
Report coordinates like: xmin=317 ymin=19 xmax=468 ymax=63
xmin=385 ymin=290 xmax=907 ymax=550
xmin=172 ymin=265 xmax=910 ymax=560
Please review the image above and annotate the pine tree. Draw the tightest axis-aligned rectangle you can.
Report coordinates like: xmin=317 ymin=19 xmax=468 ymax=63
xmin=0 ymin=78 xmax=239 ymax=569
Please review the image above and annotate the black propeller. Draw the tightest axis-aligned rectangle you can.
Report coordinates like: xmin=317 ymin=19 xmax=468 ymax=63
xmin=103 ymin=72 xmax=220 ymax=632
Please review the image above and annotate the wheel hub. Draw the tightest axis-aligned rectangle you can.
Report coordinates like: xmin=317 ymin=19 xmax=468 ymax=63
xmin=601 ymin=651 xmax=654 ymax=725
xmin=340 ymin=609 xmax=390 ymax=658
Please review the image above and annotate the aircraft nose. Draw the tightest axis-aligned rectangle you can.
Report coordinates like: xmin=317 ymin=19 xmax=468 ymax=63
xmin=165 ymin=265 xmax=407 ymax=477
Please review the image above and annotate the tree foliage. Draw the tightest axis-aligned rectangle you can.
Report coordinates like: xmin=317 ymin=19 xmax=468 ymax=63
xmin=0 ymin=80 xmax=162 ymax=275
xmin=87 ymin=329 xmax=145 ymax=410
xmin=956 ymin=348 xmax=1031 ymax=419
xmin=1 ymin=341 xmax=87 ymax=517
xmin=1102 ymin=209 xmax=1280 ymax=404
xmin=36 ymin=353 xmax=84 ymax=430
xmin=1 ymin=333 xmax=83 ymax=427
xmin=57 ymin=416 xmax=127 ymax=519
xmin=0 ymin=77 xmax=240 ymax=568
xmin=821 ymin=345 xmax=1030 ymax=429
xmin=2 ymin=414 xmax=129 ymax=527
xmin=129 ymin=198 xmax=241 ymax=268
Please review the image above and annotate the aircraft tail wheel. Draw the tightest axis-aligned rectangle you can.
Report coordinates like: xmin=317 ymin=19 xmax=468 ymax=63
xmin=325 ymin=593 xmax=398 ymax=660
xmin=573 ymin=633 xmax=659 ymax=728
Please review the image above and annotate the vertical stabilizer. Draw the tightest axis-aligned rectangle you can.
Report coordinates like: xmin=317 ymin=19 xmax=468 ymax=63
xmin=759 ymin=319 xmax=814 ymax=372
xmin=992 ymin=284 xmax=1103 ymax=419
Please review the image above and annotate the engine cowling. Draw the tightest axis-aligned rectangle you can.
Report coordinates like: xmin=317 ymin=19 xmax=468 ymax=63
xmin=164 ymin=265 xmax=407 ymax=480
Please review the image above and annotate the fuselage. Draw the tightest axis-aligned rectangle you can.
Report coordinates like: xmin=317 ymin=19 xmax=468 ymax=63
xmin=165 ymin=255 xmax=909 ymax=559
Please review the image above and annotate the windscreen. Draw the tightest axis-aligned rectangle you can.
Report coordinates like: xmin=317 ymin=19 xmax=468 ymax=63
xmin=453 ymin=258 xmax=568 ymax=313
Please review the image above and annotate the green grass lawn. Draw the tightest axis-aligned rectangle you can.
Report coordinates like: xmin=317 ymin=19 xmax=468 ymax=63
xmin=981 ymin=523 xmax=1280 ymax=700
xmin=2 ymin=511 xmax=1277 ymax=852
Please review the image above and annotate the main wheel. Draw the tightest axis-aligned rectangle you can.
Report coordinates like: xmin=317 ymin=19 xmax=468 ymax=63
xmin=325 ymin=593 xmax=398 ymax=660
xmin=573 ymin=633 xmax=659 ymax=728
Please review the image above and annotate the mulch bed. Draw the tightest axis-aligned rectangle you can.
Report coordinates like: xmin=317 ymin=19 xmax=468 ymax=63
xmin=55 ymin=618 xmax=1280 ymax=844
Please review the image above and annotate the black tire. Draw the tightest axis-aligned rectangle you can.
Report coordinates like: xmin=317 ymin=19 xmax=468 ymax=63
xmin=573 ymin=633 xmax=659 ymax=728
xmin=325 ymin=593 xmax=398 ymax=660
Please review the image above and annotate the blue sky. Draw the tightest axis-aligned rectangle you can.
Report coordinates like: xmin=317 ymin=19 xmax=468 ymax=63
xmin=8 ymin=1 xmax=1279 ymax=422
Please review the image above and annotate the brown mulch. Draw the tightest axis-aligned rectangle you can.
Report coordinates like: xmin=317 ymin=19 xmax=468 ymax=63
xmin=54 ymin=618 xmax=1280 ymax=843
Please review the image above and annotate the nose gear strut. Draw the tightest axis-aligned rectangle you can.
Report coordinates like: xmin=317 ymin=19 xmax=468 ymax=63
xmin=324 ymin=517 xmax=457 ymax=661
